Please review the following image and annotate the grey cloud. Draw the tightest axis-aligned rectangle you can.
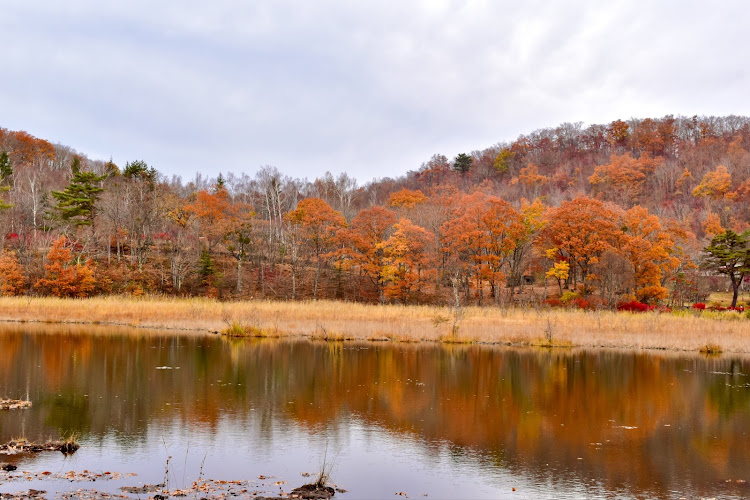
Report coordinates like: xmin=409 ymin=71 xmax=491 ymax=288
xmin=2 ymin=1 xmax=749 ymax=182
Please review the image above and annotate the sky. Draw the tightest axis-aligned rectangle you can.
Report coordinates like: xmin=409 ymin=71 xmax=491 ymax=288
xmin=1 ymin=0 xmax=749 ymax=183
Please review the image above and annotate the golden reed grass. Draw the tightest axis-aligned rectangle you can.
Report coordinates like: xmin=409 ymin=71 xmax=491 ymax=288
xmin=0 ymin=296 xmax=748 ymax=353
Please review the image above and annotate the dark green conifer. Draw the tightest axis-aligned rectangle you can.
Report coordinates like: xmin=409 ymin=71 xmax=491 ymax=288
xmin=51 ymin=156 xmax=107 ymax=227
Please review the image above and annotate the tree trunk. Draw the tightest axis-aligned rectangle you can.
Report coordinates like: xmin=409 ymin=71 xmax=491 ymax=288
xmin=291 ymin=264 xmax=297 ymax=300
xmin=314 ymin=254 xmax=321 ymax=300
xmin=731 ymin=275 xmax=741 ymax=308
xmin=236 ymin=258 xmax=243 ymax=294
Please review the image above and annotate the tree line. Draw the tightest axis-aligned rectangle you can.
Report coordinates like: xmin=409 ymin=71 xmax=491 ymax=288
xmin=0 ymin=114 xmax=749 ymax=307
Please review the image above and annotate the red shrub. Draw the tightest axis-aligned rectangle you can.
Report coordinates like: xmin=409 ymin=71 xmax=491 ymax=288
xmin=617 ymin=300 xmax=653 ymax=312
xmin=572 ymin=297 xmax=593 ymax=310
xmin=691 ymin=303 xmax=706 ymax=310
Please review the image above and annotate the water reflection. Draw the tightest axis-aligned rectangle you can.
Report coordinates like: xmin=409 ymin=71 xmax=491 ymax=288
xmin=0 ymin=324 xmax=749 ymax=498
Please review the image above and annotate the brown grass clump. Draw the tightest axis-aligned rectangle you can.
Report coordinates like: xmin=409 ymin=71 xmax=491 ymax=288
xmin=530 ymin=337 xmax=574 ymax=348
xmin=0 ymin=296 xmax=749 ymax=353
xmin=699 ymin=343 xmax=723 ymax=355
xmin=221 ymin=321 xmax=279 ymax=338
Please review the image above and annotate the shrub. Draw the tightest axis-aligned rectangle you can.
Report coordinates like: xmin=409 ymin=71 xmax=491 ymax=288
xmin=560 ymin=291 xmax=579 ymax=304
xmin=617 ymin=300 xmax=653 ymax=312
xmin=571 ymin=297 xmax=592 ymax=310
xmin=543 ymin=298 xmax=562 ymax=308
xmin=692 ymin=303 xmax=706 ymax=310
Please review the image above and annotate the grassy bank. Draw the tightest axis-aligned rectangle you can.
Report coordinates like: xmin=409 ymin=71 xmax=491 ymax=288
xmin=0 ymin=296 xmax=749 ymax=353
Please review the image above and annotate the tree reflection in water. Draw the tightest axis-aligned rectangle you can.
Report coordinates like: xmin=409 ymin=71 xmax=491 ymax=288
xmin=0 ymin=324 xmax=748 ymax=498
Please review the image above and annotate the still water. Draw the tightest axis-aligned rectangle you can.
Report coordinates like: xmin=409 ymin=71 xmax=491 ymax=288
xmin=0 ymin=325 xmax=749 ymax=499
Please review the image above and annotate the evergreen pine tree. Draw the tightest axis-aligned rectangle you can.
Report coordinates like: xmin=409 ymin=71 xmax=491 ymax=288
xmin=52 ymin=157 xmax=107 ymax=227
xmin=703 ymin=229 xmax=750 ymax=308
xmin=0 ymin=151 xmax=13 ymax=210
xmin=0 ymin=151 xmax=12 ymax=183
xmin=452 ymin=153 xmax=473 ymax=175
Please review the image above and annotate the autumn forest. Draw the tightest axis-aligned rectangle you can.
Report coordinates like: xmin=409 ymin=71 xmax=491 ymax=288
xmin=0 ymin=114 xmax=749 ymax=309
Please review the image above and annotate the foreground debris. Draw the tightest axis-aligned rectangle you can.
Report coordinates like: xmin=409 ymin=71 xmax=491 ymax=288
xmin=0 ymin=490 xmax=45 ymax=499
xmin=0 ymin=469 xmax=340 ymax=499
xmin=0 ymin=469 xmax=136 ymax=483
xmin=0 ymin=400 xmax=32 ymax=411
xmin=59 ymin=491 xmax=129 ymax=499
xmin=0 ymin=438 xmax=79 ymax=456
xmin=289 ymin=483 xmax=336 ymax=499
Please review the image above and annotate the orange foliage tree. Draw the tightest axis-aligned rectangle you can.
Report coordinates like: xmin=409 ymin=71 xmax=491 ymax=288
xmin=381 ymin=218 xmax=435 ymax=303
xmin=515 ymin=163 xmax=548 ymax=199
xmin=542 ymin=197 xmax=621 ymax=291
xmin=286 ymin=198 xmax=347 ymax=299
xmin=0 ymin=250 xmax=25 ymax=296
xmin=588 ymin=153 xmax=658 ymax=205
xmin=34 ymin=236 xmax=96 ymax=297
xmin=702 ymin=212 xmax=725 ymax=238
xmin=339 ymin=206 xmax=397 ymax=303
xmin=620 ymin=206 xmax=679 ymax=303
xmin=606 ymin=119 xmax=630 ymax=149
xmin=441 ymin=192 xmax=526 ymax=304
xmin=185 ymin=183 xmax=233 ymax=253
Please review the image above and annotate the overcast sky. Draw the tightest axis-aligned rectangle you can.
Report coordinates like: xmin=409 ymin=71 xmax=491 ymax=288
xmin=2 ymin=1 xmax=748 ymax=182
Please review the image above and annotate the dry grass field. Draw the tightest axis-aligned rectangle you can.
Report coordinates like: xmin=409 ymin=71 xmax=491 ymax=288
xmin=0 ymin=296 xmax=749 ymax=353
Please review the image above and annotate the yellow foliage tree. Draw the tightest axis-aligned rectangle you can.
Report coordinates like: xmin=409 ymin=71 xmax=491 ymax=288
xmin=388 ymin=189 xmax=428 ymax=209
xmin=692 ymin=165 xmax=732 ymax=209
xmin=546 ymin=261 xmax=569 ymax=295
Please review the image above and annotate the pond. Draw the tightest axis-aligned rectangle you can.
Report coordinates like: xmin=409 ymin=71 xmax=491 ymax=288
xmin=0 ymin=324 xmax=749 ymax=499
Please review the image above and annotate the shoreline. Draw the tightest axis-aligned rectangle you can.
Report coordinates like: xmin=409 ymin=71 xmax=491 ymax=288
xmin=0 ymin=296 xmax=748 ymax=353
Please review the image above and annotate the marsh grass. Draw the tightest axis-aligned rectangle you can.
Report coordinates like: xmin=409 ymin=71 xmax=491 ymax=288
xmin=60 ymin=433 xmax=80 ymax=455
xmin=221 ymin=321 xmax=279 ymax=338
xmin=0 ymin=296 xmax=749 ymax=352
xmin=699 ymin=343 xmax=724 ymax=355
xmin=531 ymin=337 xmax=574 ymax=348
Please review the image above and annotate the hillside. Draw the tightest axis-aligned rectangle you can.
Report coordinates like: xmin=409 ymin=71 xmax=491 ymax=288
xmin=1 ymin=115 xmax=749 ymax=307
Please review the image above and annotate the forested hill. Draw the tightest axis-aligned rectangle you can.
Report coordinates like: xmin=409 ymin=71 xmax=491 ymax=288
xmin=0 ymin=115 xmax=748 ymax=306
